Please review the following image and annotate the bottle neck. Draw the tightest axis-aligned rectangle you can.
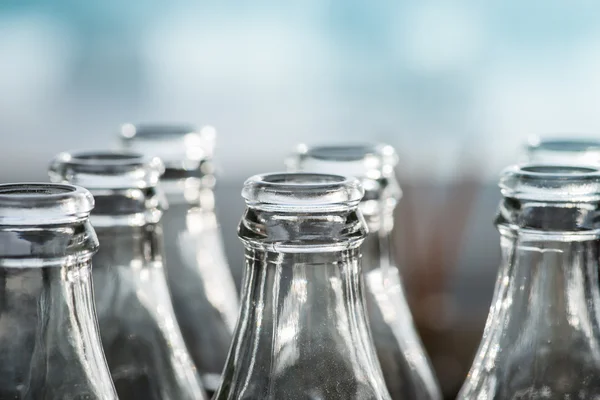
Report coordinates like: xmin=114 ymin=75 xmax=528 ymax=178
xmin=496 ymin=229 xmax=600 ymax=344
xmin=460 ymin=227 xmax=600 ymax=397
xmin=160 ymin=177 xmax=217 ymax=210
xmin=92 ymin=223 xmax=162 ymax=270
xmin=360 ymin=203 xmax=395 ymax=274
xmin=216 ymin=247 xmax=390 ymax=399
xmin=0 ymin=258 xmax=117 ymax=399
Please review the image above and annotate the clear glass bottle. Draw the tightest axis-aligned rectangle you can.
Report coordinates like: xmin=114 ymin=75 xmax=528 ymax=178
xmin=527 ymin=136 xmax=600 ymax=165
xmin=49 ymin=151 xmax=207 ymax=400
xmin=0 ymin=182 xmax=118 ymax=399
xmin=214 ymin=172 xmax=392 ymax=400
xmin=457 ymin=164 xmax=600 ymax=399
xmin=289 ymin=144 xmax=442 ymax=400
xmin=119 ymin=123 xmax=239 ymax=395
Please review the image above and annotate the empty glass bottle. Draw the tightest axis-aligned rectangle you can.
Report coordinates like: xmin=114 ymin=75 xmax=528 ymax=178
xmin=49 ymin=151 xmax=207 ymax=400
xmin=0 ymin=182 xmax=118 ymax=399
xmin=214 ymin=172 xmax=392 ymax=399
xmin=527 ymin=136 xmax=600 ymax=165
xmin=457 ymin=164 xmax=600 ymax=399
xmin=120 ymin=123 xmax=239 ymax=394
xmin=289 ymin=144 xmax=442 ymax=400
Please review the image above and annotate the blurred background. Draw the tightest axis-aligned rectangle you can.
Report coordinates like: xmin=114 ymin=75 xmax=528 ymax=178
xmin=2 ymin=1 xmax=600 ymax=398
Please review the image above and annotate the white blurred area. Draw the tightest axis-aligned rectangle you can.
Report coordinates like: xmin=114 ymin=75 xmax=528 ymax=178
xmin=2 ymin=2 xmax=600 ymax=180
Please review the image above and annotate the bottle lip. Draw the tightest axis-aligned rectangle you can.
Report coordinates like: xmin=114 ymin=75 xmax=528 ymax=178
xmin=0 ymin=183 xmax=94 ymax=225
xmin=290 ymin=143 xmax=398 ymax=180
xmin=499 ymin=163 xmax=600 ymax=202
xmin=49 ymin=150 xmax=164 ymax=189
xmin=527 ymin=136 xmax=600 ymax=164
xmin=120 ymin=122 xmax=216 ymax=172
xmin=242 ymin=172 xmax=364 ymax=212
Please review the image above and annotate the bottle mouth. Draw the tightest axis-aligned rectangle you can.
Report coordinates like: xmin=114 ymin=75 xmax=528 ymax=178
xmin=499 ymin=163 xmax=600 ymax=202
xmin=291 ymin=143 xmax=398 ymax=179
xmin=120 ymin=123 xmax=216 ymax=173
xmin=527 ymin=136 xmax=600 ymax=164
xmin=242 ymin=172 xmax=364 ymax=212
xmin=305 ymin=144 xmax=382 ymax=161
xmin=121 ymin=123 xmax=198 ymax=138
xmin=49 ymin=150 xmax=163 ymax=189
xmin=0 ymin=183 xmax=94 ymax=225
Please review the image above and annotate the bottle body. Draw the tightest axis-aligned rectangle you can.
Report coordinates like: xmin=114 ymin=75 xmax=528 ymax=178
xmin=48 ymin=150 xmax=208 ymax=400
xmin=458 ymin=164 xmax=600 ymax=399
xmin=119 ymin=124 xmax=240 ymax=394
xmin=215 ymin=172 xmax=392 ymax=400
xmin=0 ymin=183 xmax=118 ymax=400
xmin=93 ymin=224 xmax=207 ymax=400
xmin=161 ymin=188 xmax=240 ymax=394
xmin=361 ymin=231 xmax=442 ymax=400
xmin=290 ymin=143 xmax=441 ymax=399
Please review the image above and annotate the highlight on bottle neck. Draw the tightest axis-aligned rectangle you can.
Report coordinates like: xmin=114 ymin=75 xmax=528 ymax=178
xmin=0 ymin=183 xmax=99 ymax=266
xmin=239 ymin=172 xmax=368 ymax=251
xmin=288 ymin=143 xmax=402 ymax=217
xmin=527 ymin=136 xmax=600 ymax=165
xmin=497 ymin=163 xmax=600 ymax=236
xmin=48 ymin=150 xmax=166 ymax=225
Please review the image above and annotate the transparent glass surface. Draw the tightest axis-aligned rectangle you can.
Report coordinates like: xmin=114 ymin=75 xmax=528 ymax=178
xmin=0 ymin=183 xmax=118 ymax=400
xmin=527 ymin=136 xmax=600 ymax=165
xmin=458 ymin=164 xmax=600 ymax=399
xmin=214 ymin=172 xmax=392 ymax=400
xmin=49 ymin=151 xmax=207 ymax=400
xmin=120 ymin=124 xmax=239 ymax=395
xmin=290 ymin=144 xmax=442 ymax=400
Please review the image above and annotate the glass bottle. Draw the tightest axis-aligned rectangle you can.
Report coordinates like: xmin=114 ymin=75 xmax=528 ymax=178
xmin=457 ymin=164 xmax=600 ymax=399
xmin=214 ymin=172 xmax=392 ymax=400
xmin=0 ymin=182 xmax=118 ymax=399
xmin=120 ymin=123 xmax=239 ymax=395
xmin=527 ymin=136 xmax=600 ymax=165
xmin=288 ymin=144 xmax=442 ymax=400
xmin=49 ymin=151 xmax=207 ymax=400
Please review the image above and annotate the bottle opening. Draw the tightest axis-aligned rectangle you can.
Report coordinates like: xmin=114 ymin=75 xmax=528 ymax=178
xmin=500 ymin=163 xmax=600 ymax=202
xmin=120 ymin=123 xmax=216 ymax=174
xmin=0 ymin=183 xmax=94 ymax=225
xmin=306 ymin=144 xmax=378 ymax=162
xmin=527 ymin=137 xmax=600 ymax=166
xmin=121 ymin=123 xmax=197 ymax=139
xmin=0 ymin=183 xmax=75 ymax=196
xmin=520 ymin=165 xmax=597 ymax=175
xmin=49 ymin=150 xmax=163 ymax=189
xmin=242 ymin=172 xmax=364 ymax=212
xmin=262 ymin=172 xmax=347 ymax=185
xmin=72 ymin=152 xmax=144 ymax=163
xmin=528 ymin=138 xmax=600 ymax=153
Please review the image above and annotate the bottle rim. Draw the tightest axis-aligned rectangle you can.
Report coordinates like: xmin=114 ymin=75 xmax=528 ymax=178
xmin=528 ymin=136 xmax=600 ymax=153
xmin=0 ymin=183 xmax=94 ymax=225
xmin=499 ymin=163 xmax=600 ymax=202
xmin=527 ymin=136 xmax=600 ymax=165
xmin=49 ymin=150 xmax=164 ymax=189
xmin=120 ymin=122 xmax=216 ymax=173
xmin=290 ymin=143 xmax=398 ymax=179
xmin=242 ymin=172 xmax=364 ymax=212
xmin=120 ymin=123 xmax=198 ymax=138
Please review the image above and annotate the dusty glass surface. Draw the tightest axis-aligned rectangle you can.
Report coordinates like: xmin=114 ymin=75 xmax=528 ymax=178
xmin=458 ymin=164 xmax=600 ymax=399
xmin=0 ymin=183 xmax=118 ymax=400
xmin=49 ymin=151 xmax=207 ymax=400
xmin=214 ymin=172 xmax=392 ymax=400
xmin=289 ymin=144 xmax=442 ymax=400
xmin=120 ymin=124 xmax=239 ymax=395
